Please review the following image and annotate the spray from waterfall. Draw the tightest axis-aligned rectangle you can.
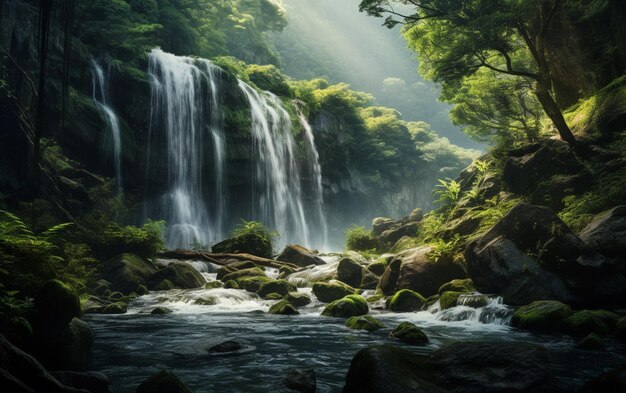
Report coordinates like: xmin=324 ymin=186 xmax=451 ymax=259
xmin=91 ymin=59 xmax=123 ymax=192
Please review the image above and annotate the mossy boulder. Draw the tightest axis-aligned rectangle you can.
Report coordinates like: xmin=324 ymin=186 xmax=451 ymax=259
xmin=346 ymin=315 xmax=385 ymax=331
xmin=366 ymin=293 xmax=385 ymax=303
xmin=439 ymin=291 xmax=462 ymax=310
xmin=312 ymin=280 xmax=357 ymax=303
xmin=337 ymin=258 xmax=364 ymax=288
xmin=386 ymin=289 xmax=426 ymax=312
xmin=276 ymin=244 xmax=325 ymax=267
xmin=136 ymin=370 xmax=193 ymax=393
xmin=151 ymin=307 xmax=172 ymax=315
xmin=193 ymin=297 xmax=217 ymax=305
xmin=269 ymin=300 xmax=299 ymax=315
xmin=265 ymin=293 xmax=283 ymax=300
xmin=438 ymin=279 xmax=474 ymax=295
xmin=367 ymin=260 xmax=388 ymax=276
xmin=221 ymin=267 xmax=267 ymax=282
xmin=511 ymin=300 xmax=572 ymax=331
xmin=321 ymin=295 xmax=368 ymax=318
xmin=258 ymin=280 xmax=297 ymax=298
xmin=238 ymin=276 xmax=273 ymax=293
xmin=224 ymin=280 xmax=240 ymax=289
xmin=212 ymin=233 xmax=273 ymax=258
xmin=102 ymin=253 xmax=158 ymax=294
xmin=616 ymin=317 xmax=626 ymax=341
xmin=566 ymin=309 xmax=621 ymax=336
xmin=102 ymin=302 xmax=128 ymax=314
xmin=205 ymin=281 xmax=223 ymax=289
xmin=149 ymin=262 xmax=205 ymax=290
xmin=360 ymin=271 xmax=381 ymax=290
xmin=155 ymin=279 xmax=176 ymax=291
xmin=285 ymin=292 xmax=311 ymax=307
xmin=278 ymin=265 xmax=297 ymax=279
xmin=389 ymin=322 xmax=429 ymax=345
xmin=216 ymin=261 xmax=257 ymax=280
xmin=34 ymin=279 xmax=81 ymax=330
xmin=576 ymin=333 xmax=605 ymax=350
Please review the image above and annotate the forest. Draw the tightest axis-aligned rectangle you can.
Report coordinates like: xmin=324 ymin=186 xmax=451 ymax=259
xmin=0 ymin=0 xmax=625 ymax=392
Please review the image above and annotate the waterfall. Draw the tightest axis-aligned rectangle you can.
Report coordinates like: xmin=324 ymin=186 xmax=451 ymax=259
xmin=238 ymin=81 xmax=310 ymax=248
xmin=147 ymin=48 xmax=227 ymax=249
xmin=299 ymin=112 xmax=329 ymax=250
xmin=91 ymin=59 xmax=122 ymax=192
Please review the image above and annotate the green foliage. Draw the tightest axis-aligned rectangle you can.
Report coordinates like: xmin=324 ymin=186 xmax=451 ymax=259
xmin=231 ymin=220 xmax=279 ymax=243
xmin=86 ymin=220 xmax=165 ymax=260
xmin=434 ymin=179 xmax=462 ymax=207
xmin=428 ymin=236 xmax=462 ymax=263
xmin=345 ymin=225 xmax=384 ymax=254
xmin=247 ymin=64 xmax=292 ymax=97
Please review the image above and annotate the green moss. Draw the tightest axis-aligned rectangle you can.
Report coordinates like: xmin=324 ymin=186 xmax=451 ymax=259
xmin=204 ymin=281 xmax=223 ymax=289
xmin=345 ymin=225 xmax=382 ymax=252
xmin=511 ymin=301 xmax=573 ymax=331
xmin=224 ymin=280 xmax=240 ymax=289
xmin=387 ymin=289 xmax=426 ymax=312
xmin=151 ymin=307 xmax=172 ymax=315
xmin=389 ymin=322 xmax=429 ymax=345
xmin=284 ymin=292 xmax=311 ymax=307
xmin=237 ymin=276 xmax=273 ymax=293
xmin=438 ymin=279 xmax=474 ymax=295
xmin=269 ymin=299 xmax=299 ymax=315
xmin=155 ymin=279 xmax=175 ymax=291
xmin=576 ymin=333 xmax=605 ymax=350
xmin=439 ymin=291 xmax=462 ymax=310
xmin=221 ymin=267 xmax=267 ymax=282
xmin=566 ymin=309 xmax=621 ymax=336
xmin=346 ymin=315 xmax=385 ymax=331
xmin=257 ymin=280 xmax=297 ymax=298
xmin=312 ymin=281 xmax=356 ymax=303
xmin=321 ymin=294 xmax=368 ymax=318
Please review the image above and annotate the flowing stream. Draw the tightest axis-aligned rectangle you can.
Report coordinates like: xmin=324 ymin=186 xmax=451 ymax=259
xmin=87 ymin=259 xmax=626 ymax=393
xmin=91 ymin=59 xmax=123 ymax=192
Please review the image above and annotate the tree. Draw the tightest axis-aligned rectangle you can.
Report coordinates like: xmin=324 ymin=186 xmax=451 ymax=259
xmin=359 ymin=0 xmax=578 ymax=146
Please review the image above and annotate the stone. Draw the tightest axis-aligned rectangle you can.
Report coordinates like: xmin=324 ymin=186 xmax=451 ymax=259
xmin=576 ymin=333 xmax=605 ymax=350
xmin=565 ymin=309 xmax=621 ymax=336
xmin=389 ymin=322 xmax=428 ymax=345
xmin=101 ymin=254 xmax=158 ymax=294
xmin=337 ymin=257 xmax=364 ymax=287
xmin=438 ymin=278 xmax=474 ymax=295
xmin=257 ymin=280 xmax=297 ymax=298
xmin=149 ymin=262 xmax=205 ymax=289
xmin=212 ymin=233 xmax=273 ymax=258
xmin=265 ymin=293 xmax=283 ymax=300
xmin=216 ymin=261 xmax=257 ymax=280
xmin=408 ymin=208 xmax=424 ymax=222
xmin=204 ymin=281 xmax=223 ymax=289
xmin=439 ymin=291 xmax=462 ymax=310
xmin=102 ymin=302 xmax=128 ymax=314
xmin=285 ymin=292 xmax=311 ymax=308
xmin=312 ymin=280 xmax=356 ymax=303
xmin=511 ymin=301 xmax=573 ymax=331
xmin=456 ymin=293 xmax=489 ymax=308
xmin=269 ymin=300 xmax=299 ymax=315
xmin=386 ymin=289 xmax=426 ymax=312
xmin=378 ymin=247 xmax=466 ymax=297
xmin=224 ymin=280 xmax=240 ymax=289
xmin=135 ymin=370 xmax=193 ymax=393
xmin=379 ymin=222 xmax=420 ymax=244
xmin=367 ymin=258 xmax=389 ymax=276
xmin=221 ymin=267 xmax=267 ymax=282
xmin=238 ymin=276 xmax=273 ymax=293
xmin=283 ymin=368 xmax=316 ymax=393
xmin=151 ymin=307 xmax=172 ymax=315
xmin=154 ymin=279 xmax=175 ymax=291
xmin=346 ymin=315 xmax=385 ymax=331
xmin=372 ymin=217 xmax=394 ymax=236
xmin=276 ymin=244 xmax=325 ymax=267
xmin=321 ymin=295 xmax=368 ymax=318
xmin=208 ymin=340 xmax=242 ymax=353
xmin=579 ymin=205 xmax=626 ymax=257
xmin=35 ymin=280 xmax=81 ymax=331
xmin=359 ymin=271 xmax=380 ymax=290
xmin=343 ymin=342 xmax=563 ymax=393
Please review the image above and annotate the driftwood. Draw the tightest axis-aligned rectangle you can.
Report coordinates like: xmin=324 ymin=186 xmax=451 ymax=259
xmin=158 ymin=250 xmax=299 ymax=270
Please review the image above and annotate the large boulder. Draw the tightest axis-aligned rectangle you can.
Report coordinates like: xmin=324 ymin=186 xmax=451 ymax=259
xmin=511 ymin=301 xmax=573 ymax=331
xmin=579 ymin=206 xmax=626 ymax=257
xmin=285 ymin=292 xmax=311 ymax=308
xmin=386 ymin=289 xmax=426 ymax=312
xmin=378 ymin=247 xmax=466 ymax=297
xmin=135 ymin=370 xmax=192 ymax=393
xmin=343 ymin=342 xmax=564 ymax=393
xmin=312 ymin=280 xmax=356 ymax=303
xmin=102 ymin=254 xmax=158 ymax=294
xmin=321 ymin=295 xmax=368 ymax=318
xmin=149 ymin=262 xmax=205 ymax=289
xmin=379 ymin=222 xmax=420 ymax=244
xmin=34 ymin=280 xmax=81 ymax=331
xmin=565 ymin=309 xmax=621 ymax=336
xmin=276 ymin=245 xmax=324 ymax=267
xmin=337 ymin=258 xmax=364 ymax=288
xmin=269 ymin=300 xmax=299 ymax=315
xmin=212 ymin=233 xmax=272 ymax=258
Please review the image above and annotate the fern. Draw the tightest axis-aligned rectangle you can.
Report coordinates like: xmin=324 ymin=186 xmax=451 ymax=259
xmin=434 ymin=178 xmax=462 ymax=206
xmin=0 ymin=210 xmax=34 ymax=238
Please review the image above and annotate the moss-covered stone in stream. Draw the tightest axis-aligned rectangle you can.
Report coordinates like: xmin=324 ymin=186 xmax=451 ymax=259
xmin=439 ymin=291 xmax=462 ymax=310
xmin=346 ymin=315 xmax=385 ymax=331
xmin=576 ymin=333 xmax=605 ymax=350
xmin=136 ymin=369 xmax=193 ymax=393
xmin=257 ymin=280 xmax=297 ymax=298
xmin=205 ymin=281 xmax=223 ymax=289
xmin=216 ymin=261 xmax=257 ymax=280
xmin=438 ymin=279 xmax=474 ymax=295
xmin=511 ymin=301 xmax=573 ymax=331
xmin=265 ymin=293 xmax=283 ymax=300
xmin=155 ymin=279 xmax=176 ymax=291
xmin=566 ymin=310 xmax=621 ymax=336
xmin=102 ymin=302 xmax=128 ymax=314
xmin=285 ymin=292 xmax=311 ymax=307
xmin=34 ymin=280 xmax=81 ymax=329
xmin=224 ymin=280 xmax=240 ymax=289
xmin=221 ymin=267 xmax=267 ymax=282
xmin=367 ymin=258 xmax=389 ymax=276
xmin=312 ymin=280 xmax=357 ymax=303
xmin=151 ymin=307 xmax=173 ymax=315
xmin=269 ymin=300 xmax=299 ymax=315
xmin=238 ymin=276 xmax=273 ymax=293
xmin=322 ymin=295 xmax=368 ymax=318
xmin=386 ymin=289 xmax=426 ymax=312
xmin=389 ymin=322 xmax=429 ymax=345
xmin=212 ymin=233 xmax=273 ymax=258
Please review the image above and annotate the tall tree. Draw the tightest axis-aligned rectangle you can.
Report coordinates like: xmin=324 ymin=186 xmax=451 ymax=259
xmin=359 ymin=0 xmax=577 ymax=146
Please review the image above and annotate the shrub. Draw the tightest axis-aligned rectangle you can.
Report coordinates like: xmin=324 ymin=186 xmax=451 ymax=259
xmin=231 ymin=220 xmax=279 ymax=244
xmin=345 ymin=225 xmax=381 ymax=252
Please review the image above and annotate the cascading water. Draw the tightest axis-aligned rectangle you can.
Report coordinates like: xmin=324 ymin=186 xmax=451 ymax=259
xmin=299 ymin=111 xmax=329 ymax=250
xmin=91 ymin=59 xmax=123 ymax=192
xmin=147 ymin=48 xmax=227 ymax=249
xmin=238 ymin=81 xmax=310 ymax=248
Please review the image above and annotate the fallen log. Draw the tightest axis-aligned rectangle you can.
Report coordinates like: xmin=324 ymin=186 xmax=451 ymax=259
xmin=158 ymin=250 xmax=299 ymax=270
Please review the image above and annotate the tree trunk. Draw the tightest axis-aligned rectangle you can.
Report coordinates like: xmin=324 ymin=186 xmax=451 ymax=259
xmin=534 ymin=82 xmax=577 ymax=146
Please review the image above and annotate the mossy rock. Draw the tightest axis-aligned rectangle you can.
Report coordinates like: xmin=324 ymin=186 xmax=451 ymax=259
xmin=224 ymin=280 xmax=240 ymax=289
xmin=238 ymin=276 xmax=273 ymax=293
xmin=258 ymin=280 xmax=297 ymax=298
xmin=511 ymin=301 xmax=572 ymax=331
xmin=222 ymin=267 xmax=267 ymax=282
xmin=387 ymin=289 xmax=426 ymax=312
xmin=616 ymin=317 xmax=626 ymax=341
xmin=321 ymin=295 xmax=368 ymax=318
xmin=205 ymin=281 xmax=223 ymax=289
xmin=149 ymin=262 xmax=205 ymax=289
xmin=265 ymin=293 xmax=284 ymax=300
xmin=337 ymin=258 xmax=364 ymax=288
xmin=216 ymin=261 xmax=257 ymax=280
xmin=136 ymin=369 xmax=193 ymax=393
xmin=424 ymin=294 xmax=440 ymax=310
xmin=439 ymin=291 xmax=462 ymax=310
xmin=278 ymin=266 xmax=296 ymax=279
xmin=438 ymin=279 xmax=474 ymax=295
xmin=566 ymin=310 xmax=621 ymax=336
xmin=285 ymin=292 xmax=311 ymax=307
xmin=102 ymin=253 xmax=158 ymax=295
xmin=456 ymin=293 xmax=489 ymax=308
xmin=35 ymin=280 xmax=81 ymax=330
xmin=102 ymin=302 xmax=128 ymax=314
xmin=269 ymin=300 xmax=299 ymax=315
xmin=576 ymin=333 xmax=605 ymax=350
xmin=151 ymin=307 xmax=173 ymax=315
xmin=137 ymin=285 xmax=149 ymax=295
xmin=194 ymin=297 xmax=217 ymax=305
xmin=389 ymin=322 xmax=429 ymax=345
xmin=312 ymin=280 xmax=357 ymax=303
xmin=155 ymin=279 xmax=176 ymax=291
xmin=346 ymin=315 xmax=385 ymax=331
xmin=367 ymin=259 xmax=389 ymax=276
xmin=212 ymin=233 xmax=273 ymax=258
xmin=366 ymin=293 xmax=385 ymax=303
